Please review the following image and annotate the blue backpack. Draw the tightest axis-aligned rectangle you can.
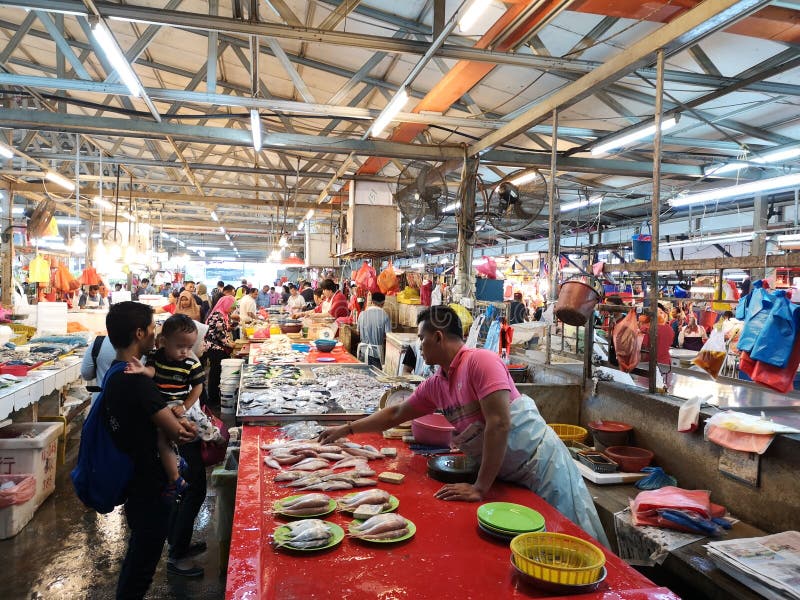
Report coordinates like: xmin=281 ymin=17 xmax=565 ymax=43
xmin=71 ymin=361 xmax=133 ymax=513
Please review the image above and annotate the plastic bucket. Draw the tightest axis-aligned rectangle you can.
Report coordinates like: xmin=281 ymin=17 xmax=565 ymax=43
xmin=632 ymin=234 xmax=652 ymax=261
xmin=555 ymin=281 xmax=600 ymax=326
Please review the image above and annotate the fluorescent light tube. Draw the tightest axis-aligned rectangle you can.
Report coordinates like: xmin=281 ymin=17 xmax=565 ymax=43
xmin=92 ymin=21 xmax=142 ymax=98
xmin=250 ymin=109 xmax=262 ymax=151
xmin=427 ymin=236 xmax=441 ymax=243
xmin=371 ymin=87 xmax=409 ymax=137
xmin=758 ymin=147 xmax=800 ymax=163
xmin=177 ymin=240 xmax=186 ymax=247
xmin=660 ymin=232 xmax=753 ymax=249
xmin=561 ymin=196 xmax=602 ymax=212
xmin=0 ymin=142 xmax=13 ymax=159
xmin=777 ymin=233 xmax=800 ymax=249
xmin=407 ymin=243 xmax=416 ymax=248
xmin=92 ymin=195 xmax=114 ymax=210
xmin=224 ymin=234 xmax=231 ymax=241
xmin=459 ymin=0 xmax=492 ymax=31
xmin=591 ymin=117 xmax=677 ymax=156
xmin=210 ymin=211 xmax=219 ymax=221
xmin=669 ymin=173 xmax=800 ymax=208
xmin=304 ymin=209 xmax=315 ymax=220
xmin=509 ymin=171 xmax=538 ymax=186
xmin=188 ymin=246 xmax=220 ymax=252
xmin=703 ymin=162 xmax=748 ymax=177
xmin=444 ymin=202 xmax=460 ymax=213
xmin=45 ymin=170 xmax=75 ymax=192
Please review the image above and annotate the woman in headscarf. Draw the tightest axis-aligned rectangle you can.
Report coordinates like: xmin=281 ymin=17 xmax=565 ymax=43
xmin=174 ymin=290 xmax=201 ymax=321
xmin=196 ymin=283 xmax=211 ymax=321
xmin=203 ymin=295 xmax=236 ymax=408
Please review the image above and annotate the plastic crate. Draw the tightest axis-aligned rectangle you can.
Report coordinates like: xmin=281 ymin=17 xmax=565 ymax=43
xmin=0 ymin=422 xmax=62 ymax=509
xmin=548 ymin=424 xmax=588 ymax=443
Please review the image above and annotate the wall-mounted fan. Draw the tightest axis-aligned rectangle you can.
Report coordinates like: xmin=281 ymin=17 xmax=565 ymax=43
xmin=483 ymin=174 xmax=546 ymax=234
xmin=25 ymin=198 xmax=56 ymax=240
xmin=394 ymin=161 xmax=447 ymax=231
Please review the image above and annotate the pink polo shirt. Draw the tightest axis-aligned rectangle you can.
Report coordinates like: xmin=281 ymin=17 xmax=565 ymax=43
xmin=407 ymin=346 xmax=521 ymax=433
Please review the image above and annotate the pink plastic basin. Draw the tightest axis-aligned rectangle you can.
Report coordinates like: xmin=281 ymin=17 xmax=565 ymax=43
xmin=411 ymin=413 xmax=455 ymax=447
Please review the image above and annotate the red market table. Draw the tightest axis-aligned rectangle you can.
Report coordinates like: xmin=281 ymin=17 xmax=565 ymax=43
xmin=226 ymin=426 xmax=680 ymax=600
xmin=303 ymin=346 xmax=360 ymax=364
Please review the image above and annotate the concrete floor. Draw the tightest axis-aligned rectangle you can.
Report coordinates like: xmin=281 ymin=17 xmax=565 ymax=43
xmin=0 ymin=426 xmax=227 ymax=600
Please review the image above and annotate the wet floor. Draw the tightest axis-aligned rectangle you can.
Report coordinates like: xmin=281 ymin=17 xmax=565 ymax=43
xmin=0 ymin=427 xmax=227 ymax=600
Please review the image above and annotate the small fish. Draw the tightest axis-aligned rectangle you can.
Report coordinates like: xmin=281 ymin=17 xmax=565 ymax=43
xmin=351 ymin=513 xmax=407 ymax=535
xmin=342 ymin=447 xmax=384 ymax=460
xmin=264 ymin=457 xmax=281 ymax=469
xmin=286 ymin=476 xmax=320 ymax=488
xmin=279 ymin=493 xmax=330 ymax=509
xmin=340 ymin=488 xmax=390 ymax=508
xmin=300 ymin=480 xmax=354 ymax=491
xmin=357 ymin=527 xmax=409 ymax=541
xmin=292 ymin=458 xmax=330 ymax=471
xmin=319 ymin=452 xmax=348 ymax=461
xmin=331 ymin=457 xmax=369 ymax=470
xmin=272 ymin=455 xmax=303 ymax=465
xmin=350 ymin=478 xmax=377 ymax=487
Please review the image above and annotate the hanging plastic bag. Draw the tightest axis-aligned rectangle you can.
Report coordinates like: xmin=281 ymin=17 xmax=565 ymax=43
xmin=749 ymin=290 xmax=799 ymax=368
xmin=28 ymin=255 xmax=51 ymax=283
xmin=465 ymin=314 xmax=484 ymax=348
xmin=377 ymin=262 xmax=400 ymax=295
xmin=736 ymin=282 xmax=772 ymax=353
xmin=430 ymin=284 xmax=442 ymax=307
xmin=354 ymin=262 xmax=379 ymax=293
xmin=483 ymin=319 xmax=501 ymax=352
xmin=448 ymin=303 xmax=473 ymax=336
xmin=419 ymin=279 xmax=432 ymax=306
xmin=691 ymin=328 xmax=727 ymax=379
xmin=475 ymin=257 xmax=498 ymax=279
xmin=750 ymin=332 xmax=800 ymax=394
xmin=678 ymin=396 xmax=703 ymax=432
xmin=612 ymin=310 xmax=643 ymax=373
xmin=396 ymin=287 xmax=421 ymax=305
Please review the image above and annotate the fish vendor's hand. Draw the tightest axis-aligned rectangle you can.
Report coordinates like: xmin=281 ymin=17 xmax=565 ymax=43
xmin=434 ymin=483 xmax=483 ymax=502
xmin=318 ymin=424 xmax=349 ymax=445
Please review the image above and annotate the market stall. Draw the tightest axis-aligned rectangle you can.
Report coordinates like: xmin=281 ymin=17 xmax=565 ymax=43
xmin=226 ymin=426 xmax=678 ymax=600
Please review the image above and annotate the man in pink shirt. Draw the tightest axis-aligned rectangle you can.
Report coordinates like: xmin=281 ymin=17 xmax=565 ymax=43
xmin=320 ymin=306 xmax=607 ymax=545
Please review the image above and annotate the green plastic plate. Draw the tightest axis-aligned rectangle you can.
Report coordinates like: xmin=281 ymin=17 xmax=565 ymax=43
xmin=273 ymin=495 xmax=336 ymax=518
xmin=477 ymin=502 xmax=545 ymax=533
xmin=273 ymin=521 xmax=344 ymax=551
xmin=349 ymin=518 xmax=416 ymax=544
xmin=478 ymin=517 xmax=545 ymax=535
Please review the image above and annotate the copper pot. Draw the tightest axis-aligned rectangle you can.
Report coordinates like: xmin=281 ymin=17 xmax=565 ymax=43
xmin=555 ymin=281 xmax=600 ymax=326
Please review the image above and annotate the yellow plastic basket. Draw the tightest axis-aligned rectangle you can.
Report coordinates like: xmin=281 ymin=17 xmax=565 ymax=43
xmin=548 ymin=423 xmax=588 ymax=443
xmin=9 ymin=323 xmax=36 ymax=345
xmin=510 ymin=532 xmax=605 ymax=585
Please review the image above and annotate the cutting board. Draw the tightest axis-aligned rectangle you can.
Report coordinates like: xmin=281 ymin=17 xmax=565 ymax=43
xmin=574 ymin=458 xmax=648 ymax=484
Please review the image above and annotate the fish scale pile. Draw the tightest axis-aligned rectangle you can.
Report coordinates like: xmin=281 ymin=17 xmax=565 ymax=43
xmin=312 ymin=366 xmax=391 ymax=413
xmin=238 ymin=365 xmax=389 ymax=417
xmin=263 ymin=438 xmax=384 ymax=491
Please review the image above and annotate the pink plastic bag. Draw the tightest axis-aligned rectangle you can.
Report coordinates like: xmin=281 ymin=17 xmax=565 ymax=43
xmin=475 ymin=257 xmax=498 ymax=279
xmin=631 ymin=486 xmax=725 ymax=532
xmin=613 ymin=310 xmax=643 ymax=373
xmin=0 ymin=474 xmax=36 ymax=508
xmin=354 ymin=262 xmax=379 ymax=293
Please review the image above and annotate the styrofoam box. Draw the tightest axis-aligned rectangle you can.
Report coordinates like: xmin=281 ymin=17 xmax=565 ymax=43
xmin=0 ymin=423 xmax=61 ymax=509
xmin=0 ymin=476 xmax=37 ymax=539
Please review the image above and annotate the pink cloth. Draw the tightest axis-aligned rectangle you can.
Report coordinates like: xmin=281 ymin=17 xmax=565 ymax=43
xmin=207 ymin=295 xmax=235 ymax=325
xmin=407 ymin=346 xmax=521 ymax=433
xmin=328 ymin=290 xmax=349 ymax=319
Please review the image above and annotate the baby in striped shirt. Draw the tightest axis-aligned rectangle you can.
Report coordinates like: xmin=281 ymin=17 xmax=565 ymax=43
xmin=127 ymin=314 xmax=221 ymax=500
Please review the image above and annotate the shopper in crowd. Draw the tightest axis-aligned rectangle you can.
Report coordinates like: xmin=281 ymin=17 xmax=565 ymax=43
xmin=158 ymin=291 xmax=179 ymax=315
xmin=133 ymin=278 xmax=155 ymax=300
xmin=103 ymin=302 xmax=196 ymax=599
xmin=233 ymin=278 xmax=248 ymax=300
xmin=174 ymin=290 xmax=201 ymax=321
xmin=269 ymin=286 xmax=282 ymax=306
xmin=237 ymin=287 xmax=258 ymax=325
xmin=320 ymin=278 xmax=349 ymax=318
xmin=292 ymin=288 xmax=324 ymax=318
xmin=285 ymin=284 xmax=306 ymax=314
xmin=669 ymin=307 xmax=686 ymax=347
xmin=125 ymin=314 xmax=221 ymax=578
xmin=210 ymin=281 xmax=225 ymax=309
xmin=300 ymin=281 xmax=314 ymax=305
xmin=320 ymin=305 xmax=607 ymax=546
xmin=203 ymin=295 xmax=236 ymax=408
xmin=678 ymin=314 xmax=708 ymax=351
xmin=196 ymin=283 xmax=211 ymax=314
xmin=357 ymin=292 xmax=392 ymax=368
xmin=257 ymin=285 xmax=271 ymax=309
xmin=280 ymin=285 xmax=290 ymax=305
xmin=98 ymin=283 xmax=109 ymax=301
xmin=639 ymin=305 xmax=673 ymax=365
xmin=79 ymin=285 xmax=105 ymax=309
xmin=508 ymin=292 xmax=528 ymax=325
xmin=160 ymin=282 xmax=173 ymax=298
xmin=80 ymin=334 xmax=116 ymax=404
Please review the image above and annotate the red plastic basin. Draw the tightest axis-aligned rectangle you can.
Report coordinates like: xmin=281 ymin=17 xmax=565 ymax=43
xmin=588 ymin=420 xmax=633 ymax=451
xmin=603 ymin=446 xmax=653 ymax=473
xmin=411 ymin=413 xmax=455 ymax=447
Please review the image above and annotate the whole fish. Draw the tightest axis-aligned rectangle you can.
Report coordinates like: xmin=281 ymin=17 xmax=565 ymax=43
xmin=284 ymin=519 xmax=325 ymax=533
xmin=286 ymin=476 xmax=321 ymax=488
xmin=264 ymin=456 xmax=281 ymax=469
xmin=342 ymin=447 xmax=384 ymax=460
xmin=299 ymin=480 xmax=354 ymax=491
xmin=350 ymin=478 xmax=377 ymax=487
xmin=272 ymin=454 xmax=303 ymax=465
xmin=274 ymin=469 xmax=332 ymax=482
xmin=331 ymin=457 xmax=369 ymax=470
xmin=292 ymin=458 xmax=330 ymax=471
xmin=351 ymin=513 xmax=407 ymax=535
xmin=340 ymin=488 xmax=391 ymax=508
xmin=319 ymin=452 xmax=348 ymax=461
xmin=357 ymin=527 xmax=409 ymax=541
xmin=279 ymin=505 xmax=333 ymax=516
xmin=279 ymin=493 xmax=330 ymax=509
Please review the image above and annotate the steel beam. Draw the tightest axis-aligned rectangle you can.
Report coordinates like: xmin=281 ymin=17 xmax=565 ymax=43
xmin=602 ymin=253 xmax=800 ymax=273
xmin=469 ymin=0 xmax=774 ymax=155
xmin=33 ymin=10 xmax=91 ymax=80
xmin=6 ymin=0 xmax=800 ymax=98
xmin=266 ymin=37 xmax=316 ymax=103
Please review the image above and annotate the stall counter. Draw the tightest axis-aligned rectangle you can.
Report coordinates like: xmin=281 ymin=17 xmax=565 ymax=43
xmin=226 ymin=426 xmax=678 ymax=600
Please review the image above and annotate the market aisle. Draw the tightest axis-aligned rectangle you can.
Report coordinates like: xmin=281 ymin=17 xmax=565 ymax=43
xmin=0 ymin=427 xmax=226 ymax=600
